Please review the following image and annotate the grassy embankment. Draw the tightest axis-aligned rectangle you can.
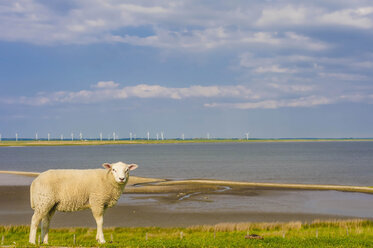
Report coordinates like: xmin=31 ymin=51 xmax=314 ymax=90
xmin=1 ymin=138 xmax=373 ymax=147
xmin=0 ymin=220 xmax=372 ymax=247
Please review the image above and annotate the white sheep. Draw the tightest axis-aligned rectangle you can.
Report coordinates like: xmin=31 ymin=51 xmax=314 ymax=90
xmin=29 ymin=161 xmax=138 ymax=244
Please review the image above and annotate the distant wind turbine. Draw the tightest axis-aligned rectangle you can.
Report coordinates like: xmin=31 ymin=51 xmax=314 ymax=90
xmin=100 ymin=132 xmax=103 ymax=141
xmin=16 ymin=132 xmax=18 ymax=141
xmin=156 ymin=133 xmax=159 ymax=140
xmin=182 ymin=133 xmax=185 ymax=140
xmin=147 ymin=131 xmax=150 ymax=140
xmin=207 ymin=133 xmax=210 ymax=140
xmin=35 ymin=132 xmax=38 ymax=141
xmin=79 ymin=132 xmax=82 ymax=140
xmin=0 ymin=133 xmax=2 ymax=142
xmin=129 ymin=132 xmax=132 ymax=141
xmin=161 ymin=132 xmax=164 ymax=140
xmin=245 ymin=132 xmax=250 ymax=140
xmin=61 ymin=134 xmax=63 ymax=141
xmin=113 ymin=132 xmax=116 ymax=141
xmin=48 ymin=133 xmax=50 ymax=141
xmin=71 ymin=133 xmax=74 ymax=141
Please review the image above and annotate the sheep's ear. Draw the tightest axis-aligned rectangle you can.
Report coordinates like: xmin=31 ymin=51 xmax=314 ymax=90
xmin=102 ymin=163 xmax=112 ymax=169
xmin=128 ymin=164 xmax=138 ymax=171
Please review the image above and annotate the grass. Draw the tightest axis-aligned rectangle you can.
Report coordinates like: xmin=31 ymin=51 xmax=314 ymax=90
xmin=1 ymin=138 xmax=373 ymax=147
xmin=0 ymin=219 xmax=372 ymax=247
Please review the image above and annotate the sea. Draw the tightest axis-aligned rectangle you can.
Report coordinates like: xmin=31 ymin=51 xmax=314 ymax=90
xmin=0 ymin=141 xmax=372 ymax=185
xmin=0 ymin=141 xmax=372 ymax=219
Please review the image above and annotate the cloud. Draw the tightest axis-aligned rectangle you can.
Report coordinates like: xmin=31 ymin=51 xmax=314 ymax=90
xmin=256 ymin=4 xmax=373 ymax=29
xmin=205 ymin=96 xmax=334 ymax=110
xmin=320 ymin=7 xmax=373 ymax=29
xmin=3 ymin=80 xmax=373 ymax=110
xmin=0 ymin=1 xmax=332 ymax=51
xmin=254 ymin=65 xmax=296 ymax=74
xmin=108 ymin=28 xmax=327 ymax=51
xmin=256 ymin=5 xmax=308 ymax=26
xmin=2 ymin=82 xmax=259 ymax=106
xmin=92 ymin=81 xmax=120 ymax=89
xmin=268 ymin=83 xmax=314 ymax=93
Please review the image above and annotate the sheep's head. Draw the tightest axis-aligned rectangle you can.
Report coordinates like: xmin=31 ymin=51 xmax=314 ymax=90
xmin=102 ymin=161 xmax=138 ymax=184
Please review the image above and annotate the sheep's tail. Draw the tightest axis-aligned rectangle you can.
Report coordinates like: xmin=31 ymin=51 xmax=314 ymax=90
xmin=0 ymin=170 xmax=40 ymax=177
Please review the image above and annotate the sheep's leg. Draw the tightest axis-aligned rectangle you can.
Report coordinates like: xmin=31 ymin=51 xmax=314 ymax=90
xmin=29 ymin=212 xmax=43 ymax=244
xmin=91 ymin=207 xmax=106 ymax=243
xmin=41 ymin=208 xmax=55 ymax=244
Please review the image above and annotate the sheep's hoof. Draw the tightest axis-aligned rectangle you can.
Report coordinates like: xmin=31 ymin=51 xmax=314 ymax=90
xmin=97 ymin=239 xmax=106 ymax=244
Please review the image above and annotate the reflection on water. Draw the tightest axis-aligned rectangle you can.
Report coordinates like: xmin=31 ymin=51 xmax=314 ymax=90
xmin=118 ymin=190 xmax=373 ymax=218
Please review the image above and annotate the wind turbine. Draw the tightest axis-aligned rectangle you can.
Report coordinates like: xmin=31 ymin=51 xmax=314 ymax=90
xmin=147 ymin=131 xmax=150 ymax=140
xmin=207 ymin=133 xmax=210 ymax=140
xmin=161 ymin=132 xmax=164 ymax=140
xmin=48 ymin=133 xmax=50 ymax=141
xmin=182 ymin=133 xmax=185 ymax=140
xmin=71 ymin=133 xmax=74 ymax=141
xmin=245 ymin=132 xmax=250 ymax=140
xmin=113 ymin=132 xmax=116 ymax=141
xmin=79 ymin=132 xmax=83 ymax=140
xmin=61 ymin=134 xmax=63 ymax=141
xmin=35 ymin=132 xmax=38 ymax=141
xmin=129 ymin=132 xmax=132 ymax=141
xmin=100 ymin=132 xmax=103 ymax=141
xmin=0 ymin=133 xmax=2 ymax=142
xmin=156 ymin=133 xmax=159 ymax=140
xmin=16 ymin=132 xmax=18 ymax=141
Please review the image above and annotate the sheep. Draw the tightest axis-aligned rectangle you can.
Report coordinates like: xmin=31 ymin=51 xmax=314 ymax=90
xmin=29 ymin=161 xmax=138 ymax=244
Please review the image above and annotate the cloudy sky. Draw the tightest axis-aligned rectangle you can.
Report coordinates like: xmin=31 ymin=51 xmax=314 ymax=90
xmin=1 ymin=0 xmax=373 ymax=139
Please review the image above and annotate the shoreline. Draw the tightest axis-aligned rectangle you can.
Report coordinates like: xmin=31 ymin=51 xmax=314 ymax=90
xmin=1 ymin=138 xmax=373 ymax=147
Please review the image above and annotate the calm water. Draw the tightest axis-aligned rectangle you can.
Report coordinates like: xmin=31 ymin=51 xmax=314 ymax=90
xmin=0 ymin=141 xmax=372 ymax=186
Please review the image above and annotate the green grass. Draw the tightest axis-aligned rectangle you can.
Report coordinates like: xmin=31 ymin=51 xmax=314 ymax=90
xmin=1 ymin=220 xmax=372 ymax=247
xmin=1 ymin=138 xmax=373 ymax=147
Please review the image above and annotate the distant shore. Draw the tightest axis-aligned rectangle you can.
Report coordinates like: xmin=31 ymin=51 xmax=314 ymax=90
xmin=0 ymin=138 xmax=372 ymax=147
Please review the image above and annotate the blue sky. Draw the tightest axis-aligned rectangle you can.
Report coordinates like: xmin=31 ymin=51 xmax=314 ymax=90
xmin=1 ymin=0 xmax=373 ymax=139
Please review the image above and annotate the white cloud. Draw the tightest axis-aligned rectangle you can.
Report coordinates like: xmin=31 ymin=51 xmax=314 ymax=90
xmin=3 ymin=80 xmax=373 ymax=110
xmin=254 ymin=65 xmax=296 ymax=73
xmin=320 ymin=7 xmax=373 ymax=29
xmin=205 ymin=96 xmax=334 ymax=110
xmin=0 ymin=1 xmax=330 ymax=51
xmin=268 ymin=83 xmax=314 ymax=93
xmin=3 ymin=82 xmax=259 ymax=106
xmin=256 ymin=5 xmax=308 ymax=26
xmin=108 ymin=28 xmax=327 ymax=51
xmin=256 ymin=4 xmax=373 ymax=29
xmin=92 ymin=81 xmax=120 ymax=89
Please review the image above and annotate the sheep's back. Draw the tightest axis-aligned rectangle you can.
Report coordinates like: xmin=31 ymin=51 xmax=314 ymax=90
xmin=31 ymin=169 xmax=107 ymax=211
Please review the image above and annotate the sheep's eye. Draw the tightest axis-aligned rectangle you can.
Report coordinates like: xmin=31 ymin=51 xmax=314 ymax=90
xmin=113 ymin=169 xmax=116 ymax=172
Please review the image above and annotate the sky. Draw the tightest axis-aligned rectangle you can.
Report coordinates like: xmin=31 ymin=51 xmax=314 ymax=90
xmin=1 ymin=0 xmax=373 ymax=139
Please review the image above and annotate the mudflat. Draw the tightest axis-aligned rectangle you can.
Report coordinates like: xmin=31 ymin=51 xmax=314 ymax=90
xmin=0 ymin=185 xmax=361 ymax=228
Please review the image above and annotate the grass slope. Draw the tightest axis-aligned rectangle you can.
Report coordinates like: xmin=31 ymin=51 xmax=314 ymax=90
xmin=1 ymin=220 xmax=372 ymax=247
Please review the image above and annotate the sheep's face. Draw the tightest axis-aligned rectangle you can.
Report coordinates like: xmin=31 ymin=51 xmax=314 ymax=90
xmin=102 ymin=162 xmax=138 ymax=184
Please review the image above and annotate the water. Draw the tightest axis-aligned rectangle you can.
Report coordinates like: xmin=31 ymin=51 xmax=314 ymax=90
xmin=1 ymin=141 xmax=372 ymax=220
xmin=0 ymin=141 xmax=372 ymax=186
